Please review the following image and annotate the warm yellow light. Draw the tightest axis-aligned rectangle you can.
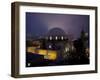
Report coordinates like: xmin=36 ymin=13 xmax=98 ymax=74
xmin=38 ymin=49 xmax=57 ymax=60
xmin=27 ymin=47 xmax=57 ymax=60
xmin=47 ymin=50 xmax=57 ymax=60
xmin=27 ymin=47 xmax=36 ymax=53
xmin=38 ymin=49 xmax=48 ymax=55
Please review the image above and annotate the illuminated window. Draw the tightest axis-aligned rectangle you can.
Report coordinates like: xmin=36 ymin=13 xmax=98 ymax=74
xmin=65 ymin=47 xmax=69 ymax=52
xmin=28 ymin=63 xmax=31 ymax=66
xmin=61 ymin=36 xmax=64 ymax=40
xmin=50 ymin=36 xmax=52 ymax=40
xmin=55 ymin=36 xmax=58 ymax=40
xmin=49 ymin=45 xmax=52 ymax=48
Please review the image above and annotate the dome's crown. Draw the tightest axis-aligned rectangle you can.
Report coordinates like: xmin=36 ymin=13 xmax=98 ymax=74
xmin=47 ymin=28 xmax=66 ymax=37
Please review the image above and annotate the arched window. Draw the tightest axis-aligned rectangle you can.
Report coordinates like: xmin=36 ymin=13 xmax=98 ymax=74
xmin=61 ymin=36 xmax=64 ymax=40
xmin=55 ymin=36 xmax=58 ymax=40
xmin=50 ymin=36 xmax=52 ymax=40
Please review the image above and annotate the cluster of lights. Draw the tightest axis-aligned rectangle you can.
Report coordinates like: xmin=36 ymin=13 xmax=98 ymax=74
xmin=46 ymin=36 xmax=66 ymax=40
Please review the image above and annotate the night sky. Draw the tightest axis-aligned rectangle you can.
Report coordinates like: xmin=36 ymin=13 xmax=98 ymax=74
xmin=26 ymin=12 xmax=89 ymax=40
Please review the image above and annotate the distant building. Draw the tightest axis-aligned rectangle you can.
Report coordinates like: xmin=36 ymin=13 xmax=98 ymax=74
xmin=26 ymin=28 xmax=89 ymax=66
xmin=39 ymin=28 xmax=74 ymax=61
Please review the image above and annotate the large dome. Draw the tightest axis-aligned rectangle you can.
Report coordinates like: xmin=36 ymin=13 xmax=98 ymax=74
xmin=47 ymin=28 xmax=67 ymax=37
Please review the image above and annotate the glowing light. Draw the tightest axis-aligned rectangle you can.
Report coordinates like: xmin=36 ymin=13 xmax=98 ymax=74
xmin=44 ymin=55 xmax=49 ymax=59
xmin=65 ymin=47 xmax=69 ymax=52
xmin=61 ymin=36 xmax=64 ymax=40
xmin=28 ymin=63 xmax=31 ymax=66
xmin=38 ymin=50 xmax=48 ymax=55
xmin=49 ymin=45 xmax=52 ymax=48
xmin=27 ymin=47 xmax=57 ymax=60
xmin=50 ymin=36 xmax=52 ymax=40
xmin=55 ymin=36 xmax=58 ymax=40
xmin=47 ymin=50 xmax=57 ymax=60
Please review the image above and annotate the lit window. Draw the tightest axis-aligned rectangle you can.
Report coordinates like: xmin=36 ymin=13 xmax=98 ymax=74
xmin=49 ymin=45 xmax=52 ymax=48
xmin=28 ymin=63 xmax=31 ymax=66
xmin=55 ymin=36 xmax=58 ymax=40
xmin=61 ymin=36 xmax=64 ymax=40
xmin=65 ymin=47 xmax=69 ymax=52
xmin=50 ymin=36 xmax=52 ymax=40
